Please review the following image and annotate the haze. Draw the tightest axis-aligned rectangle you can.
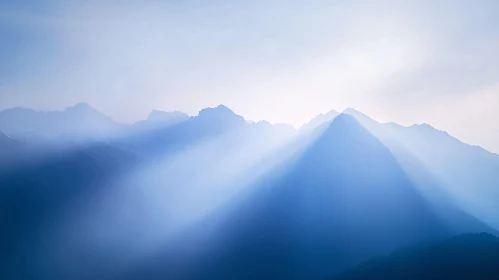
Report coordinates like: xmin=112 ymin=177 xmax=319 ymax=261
xmin=1 ymin=0 xmax=498 ymax=153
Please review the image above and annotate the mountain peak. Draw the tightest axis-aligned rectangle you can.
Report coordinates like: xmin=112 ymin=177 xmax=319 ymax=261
xmin=74 ymin=102 xmax=91 ymax=108
xmin=315 ymin=109 xmax=340 ymax=122
xmin=342 ymin=108 xmax=374 ymax=122
xmin=196 ymin=105 xmax=245 ymax=127
xmin=342 ymin=107 xmax=368 ymax=117
xmin=198 ymin=104 xmax=238 ymax=119
xmin=341 ymin=108 xmax=382 ymax=133
xmin=147 ymin=110 xmax=189 ymax=122
xmin=317 ymin=112 xmax=384 ymax=144
xmin=65 ymin=102 xmax=101 ymax=115
xmin=316 ymin=113 xmax=366 ymax=139
xmin=411 ymin=123 xmax=435 ymax=130
xmin=324 ymin=109 xmax=340 ymax=117
xmin=328 ymin=112 xmax=358 ymax=128
xmin=71 ymin=102 xmax=93 ymax=110
xmin=210 ymin=104 xmax=233 ymax=113
xmin=254 ymin=120 xmax=272 ymax=127
xmin=300 ymin=109 xmax=339 ymax=133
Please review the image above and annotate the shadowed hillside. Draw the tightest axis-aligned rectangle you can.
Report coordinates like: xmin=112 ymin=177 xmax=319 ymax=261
xmin=332 ymin=233 xmax=499 ymax=280
xmin=344 ymin=108 xmax=499 ymax=229
xmin=0 ymin=107 xmax=496 ymax=280
xmin=121 ymin=114 xmax=492 ymax=280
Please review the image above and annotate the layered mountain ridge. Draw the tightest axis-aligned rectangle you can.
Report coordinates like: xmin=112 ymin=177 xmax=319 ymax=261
xmin=0 ymin=103 xmax=498 ymax=280
xmin=123 ymin=114 xmax=493 ymax=280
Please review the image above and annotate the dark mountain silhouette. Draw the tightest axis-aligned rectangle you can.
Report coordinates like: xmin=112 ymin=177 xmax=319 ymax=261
xmin=0 ymin=104 xmax=301 ymax=280
xmin=0 ymin=142 xmax=138 ymax=279
xmin=332 ymin=233 xmax=499 ymax=280
xmin=120 ymin=114 xmax=491 ymax=280
xmin=0 ymin=103 xmax=124 ymax=139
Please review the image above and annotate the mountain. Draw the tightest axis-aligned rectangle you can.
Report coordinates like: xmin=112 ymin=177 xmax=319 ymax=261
xmin=1 ymin=105 xmax=497 ymax=280
xmin=147 ymin=110 xmax=189 ymax=123
xmin=300 ymin=109 xmax=339 ymax=133
xmin=132 ymin=110 xmax=189 ymax=132
xmin=0 ymin=103 xmax=124 ymax=140
xmin=332 ymin=233 xmax=499 ymax=280
xmin=118 ymin=105 xmax=251 ymax=157
xmin=343 ymin=108 xmax=499 ymax=229
xmin=122 ymin=114 xmax=491 ymax=280
xmin=196 ymin=104 xmax=246 ymax=126
xmin=0 ymin=104 xmax=300 ymax=280
xmin=343 ymin=107 xmax=385 ymax=136
xmin=250 ymin=120 xmax=297 ymax=138
xmin=0 ymin=142 xmax=138 ymax=279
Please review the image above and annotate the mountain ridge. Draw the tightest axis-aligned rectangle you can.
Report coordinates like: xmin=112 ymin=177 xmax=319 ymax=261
xmin=1 ymin=104 xmax=498 ymax=280
xmin=1 ymin=103 xmax=496 ymax=156
xmin=123 ymin=113 xmax=493 ymax=280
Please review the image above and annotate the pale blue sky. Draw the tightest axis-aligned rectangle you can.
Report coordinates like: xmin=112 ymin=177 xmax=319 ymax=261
xmin=1 ymin=0 xmax=499 ymax=152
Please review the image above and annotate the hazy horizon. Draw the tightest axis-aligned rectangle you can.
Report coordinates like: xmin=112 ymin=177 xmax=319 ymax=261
xmin=2 ymin=2 xmax=499 ymax=278
xmin=2 ymin=101 xmax=499 ymax=155
xmin=1 ymin=0 xmax=499 ymax=152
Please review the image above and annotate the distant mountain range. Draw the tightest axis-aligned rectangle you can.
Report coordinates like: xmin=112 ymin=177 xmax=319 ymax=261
xmin=0 ymin=103 xmax=498 ymax=280
xmin=0 ymin=103 xmax=124 ymax=140
xmin=0 ymin=103 xmax=300 ymax=143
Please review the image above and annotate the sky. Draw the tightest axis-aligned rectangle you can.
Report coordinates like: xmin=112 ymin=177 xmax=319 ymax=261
xmin=1 ymin=0 xmax=499 ymax=153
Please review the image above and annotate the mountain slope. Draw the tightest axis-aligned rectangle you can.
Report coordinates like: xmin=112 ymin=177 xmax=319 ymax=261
xmin=1 ymin=107 xmax=496 ymax=280
xmin=0 ymin=105 xmax=300 ymax=280
xmin=123 ymin=114 xmax=488 ymax=280
xmin=332 ymin=233 xmax=499 ymax=280
xmin=300 ymin=109 xmax=339 ymax=133
xmin=0 ymin=142 xmax=137 ymax=279
xmin=344 ymin=109 xmax=499 ymax=229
